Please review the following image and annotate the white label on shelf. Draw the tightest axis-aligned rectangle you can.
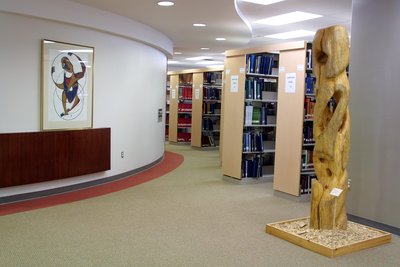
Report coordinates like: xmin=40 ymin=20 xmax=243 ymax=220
xmin=158 ymin=108 xmax=163 ymax=123
xmin=195 ymin=88 xmax=200 ymax=100
xmin=239 ymin=67 xmax=245 ymax=73
xmin=279 ymin=66 xmax=285 ymax=73
xmin=285 ymin=73 xmax=296 ymax=93
xmin=226 ymin=69 xmax=231 ymax=75
xmin=230 ymin=75 xmax=239 ymax=93
xmin=297 ymin=64 xmax=305 ymax=71
xmin=171 ymin=89 xmax=176 ymax=99
xmin=330 ymin=188 xmax=343 ymax=197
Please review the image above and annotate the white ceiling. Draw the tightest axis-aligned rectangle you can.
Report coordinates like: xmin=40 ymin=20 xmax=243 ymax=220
xmin=69 ymin=0 xmax=353 ymax=71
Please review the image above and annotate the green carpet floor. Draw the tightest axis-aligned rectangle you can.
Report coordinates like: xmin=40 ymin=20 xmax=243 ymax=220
xmin=0 ymin=144 xmax=399 ymax=266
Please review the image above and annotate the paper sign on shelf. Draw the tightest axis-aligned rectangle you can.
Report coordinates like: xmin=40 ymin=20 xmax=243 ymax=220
xmin=279 ymin=66 xmax=285 ymax=73
xmin=171 ymin=89 xmax=176 ymax=99
xmin=285 ymin=73 xmax=296 ymax=93
xmin=297 ymin=64 xmax=305 ymax=71
xmin=230 ymin=75 xmax=238 ymax=93
xmin=239 ymin=67 xmax=245 ymax=73
xmin=226 ymin=69 xmax=231 ymax=75
xmin=330 ymin=188 xmax=343 ymax=197
xmin=195 ymin=88 xmax=200 ymax=100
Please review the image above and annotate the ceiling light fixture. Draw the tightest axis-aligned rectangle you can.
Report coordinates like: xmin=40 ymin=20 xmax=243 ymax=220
xmin=157 ymin=1 xmax=174 ymax=7
xmin=265 ymin=30 xmax=316 ymax=39
xmin=196 ymin=61 xmax=224 ymax=66
xmin=216 ymin=37 xmax=226 ymax=41
xmin=193 ymin=23 xmax=206 ymax=27
xmin=241 ymin=0 xmax=285 ymax=5
xmin=200 ymin=47 xmax=210 ymax=50
xmin=167 ymin=60 xmax=179 ymax=64
xmin=174 ymin=52 xmax=182 ymax=55
xmin=255 ymin=11 xmax=322 ymax=25
xmin=186 ymin=56 xmax=213 ymax=61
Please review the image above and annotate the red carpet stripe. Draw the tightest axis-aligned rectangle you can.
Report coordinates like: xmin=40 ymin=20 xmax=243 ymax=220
xmin=0 ymin=151 xmax=184 ymax=216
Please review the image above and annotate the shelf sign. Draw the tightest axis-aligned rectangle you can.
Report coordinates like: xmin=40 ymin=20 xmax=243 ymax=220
xmin=279 ymin=66 xmax=285 ymax=73
xmin=171 ymin=89 xmax=176 ymax=99
xmin=230 ymin=75 xmax=239 ymax=93
xmin=158 ymin=108 xmax=163 ymax=123
xmin=330 ymin=188 xmax=343 ymax=197
xmin=239 ymin=67 xmax=245 ymax=73
xmin=285 ymin=72 xmax=296 ymax=93
xmin=195 ymin=88 xmax=200 ymax=100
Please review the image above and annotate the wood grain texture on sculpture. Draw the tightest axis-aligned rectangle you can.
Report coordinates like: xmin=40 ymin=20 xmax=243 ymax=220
xmin=310 ymin=25 xmax=350 ymax=230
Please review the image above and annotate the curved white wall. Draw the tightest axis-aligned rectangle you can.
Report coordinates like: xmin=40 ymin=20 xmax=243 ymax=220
xmin=0 ymin=2 xmax=171 ymax=194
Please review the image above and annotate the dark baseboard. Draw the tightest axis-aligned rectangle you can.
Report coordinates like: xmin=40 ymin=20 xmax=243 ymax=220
xmin=0 ymin=155 xmax=164 ymax=205
xmin=348 ymin=214 xmax=400 ymax=236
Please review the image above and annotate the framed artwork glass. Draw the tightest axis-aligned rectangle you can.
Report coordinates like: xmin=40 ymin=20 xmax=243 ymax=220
xmin=41 ymin=39 xmax=94 ymax=130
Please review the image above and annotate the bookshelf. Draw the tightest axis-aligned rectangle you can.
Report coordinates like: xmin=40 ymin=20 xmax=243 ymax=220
xmin=192 ymin=69 xmax=223 ymax=148
xmin=165 ymin=75 xmax=170 ymax=141
xmin=168 ymin=73 xmax=192 ymax=144
xmin=272 ymin=41 xmax=315 ymax=197
xmin=300 ymin=43 xmax=317 ymax=195
xmin=168 ymin=67 xmax=223 ymax=147
xmin=221 ymin=42 xmax=306 ymax=180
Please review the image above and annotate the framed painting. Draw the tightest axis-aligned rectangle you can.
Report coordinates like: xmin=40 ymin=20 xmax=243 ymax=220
xmin=41 ymin=39 xmax=94 ymax=130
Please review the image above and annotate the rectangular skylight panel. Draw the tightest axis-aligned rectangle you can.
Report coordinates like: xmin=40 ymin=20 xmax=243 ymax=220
xmin=255 ymin=11 xmax=322 ymax=25
xmin=265 ymin=30 xmax=316 ymax=39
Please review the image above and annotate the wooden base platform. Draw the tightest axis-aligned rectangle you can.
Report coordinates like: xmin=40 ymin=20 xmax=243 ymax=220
xmin=266 ymin=217 xmax=392 ymax=258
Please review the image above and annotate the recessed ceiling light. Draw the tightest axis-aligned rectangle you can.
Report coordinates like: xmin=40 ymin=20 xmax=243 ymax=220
xmin=193 ymin=23 xmax=206 ymax=27
xmin=186 ymin=56 xmax=213 ymax=61
xmin=196 ymin=61 xmax=224 ymax=66
xmin=157 ymin=1 xmax=174 ymax=7
xmin=174 ymin=52 xmax=182 ymax=55
xmin=200 ymin=47 xmax=210 ymax=50
xmin=265 ymin=30 xmax=315 ymax=39
xmin=216 ymin=37 xmax=226 ymax=41
xmin=255 ymin=11 xmax=322 ymax=25
xmin=168 ymin=60 xmax=179 ymax=64
xmin=241 ymin=0 xmax=285 ymax=5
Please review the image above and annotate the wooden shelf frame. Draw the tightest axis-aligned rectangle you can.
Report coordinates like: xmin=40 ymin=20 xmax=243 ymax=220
xmin=221 ymin=41 xmax=307 ymax=181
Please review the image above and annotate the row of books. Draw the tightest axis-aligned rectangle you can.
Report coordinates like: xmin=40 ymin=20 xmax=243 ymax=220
xmin=246 ymin=54 xmax=277 ymax=75
xmin=179 ymin=86 xmax=192 ymax=100
xmin=300 ymin=174 xmax=316 ymax=194
xmin=242 ymin=154 xmax=274 ymax=178
xmin=204 ymin=71 xmax=222 ymax=85
xmin=304 ymin=96 xmax=315 ymax=119
xmin=202 ymin=118 xmax=215 ymax=131
xmin=243 ymin=131 xmax=264 ymax=152
xmin=178 ymin=118 xmax=191 ymax=126
xmin=178 ymin=103 xmax=192 ymax=112
xmin=305 ymin=74 xmax=316 ymax=94
xmin=244 ymin=105 xmax=276 ymax=126
xmin=242 ymin=155 xmax=263 ymax=178
xmin=245 ymin=78 xmax=277 ymax=100
xmin=203 ymin=102 xmax=220 ymax=114
xmin=306 ymin=48 xmax=313 ymax=70
xmin=203 ymin=87 xmax=221 ymax=100
xmin=301 ymin=149 xmax=314 ymax=170
xmin=177 ymin=132 xmax=191 ymax=143
xmin=201 ymin=132 xmax=219 ymax=147
xmin=303 ymin=125 xmax=314 ymax=144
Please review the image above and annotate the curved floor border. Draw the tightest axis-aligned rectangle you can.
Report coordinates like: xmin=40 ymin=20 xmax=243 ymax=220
xmin=0 ymin=151 xmax=184 ymax=216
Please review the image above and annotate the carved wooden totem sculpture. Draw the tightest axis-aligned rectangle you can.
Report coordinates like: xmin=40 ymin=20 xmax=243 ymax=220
xmin=310 ymin=25 xmax=350 ymax=230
